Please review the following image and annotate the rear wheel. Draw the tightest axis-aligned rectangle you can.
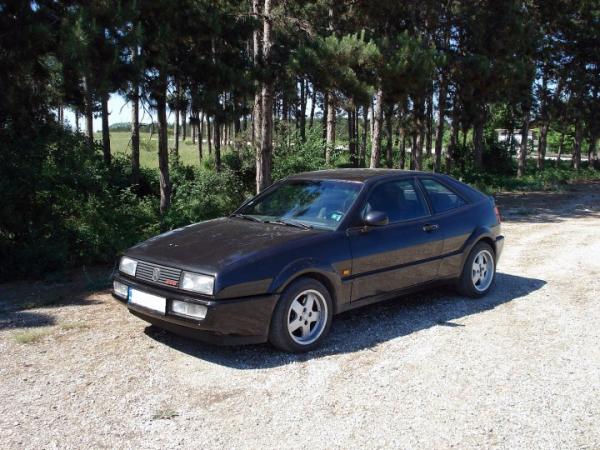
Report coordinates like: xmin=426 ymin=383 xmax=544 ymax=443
xmin=457 ymin=242 xmax=496 ymax=298
xmin=269 ymin=278 xmax=333 ymax=352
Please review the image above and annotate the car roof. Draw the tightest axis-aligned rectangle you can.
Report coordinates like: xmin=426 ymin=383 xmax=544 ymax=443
xmin=286 ymin=168 xmax=429 ymax=183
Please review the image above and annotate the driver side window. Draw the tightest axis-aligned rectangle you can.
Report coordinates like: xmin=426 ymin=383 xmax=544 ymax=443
xmin=365 ymin=179 xmax=429 ymax=223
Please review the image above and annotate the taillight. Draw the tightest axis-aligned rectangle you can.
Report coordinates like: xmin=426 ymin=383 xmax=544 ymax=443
xmin=494 ymin=206 xmax=502 ymax=224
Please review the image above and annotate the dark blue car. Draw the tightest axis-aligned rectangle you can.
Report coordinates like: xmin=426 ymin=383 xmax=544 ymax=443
xmin=113 ymin=169 xmax=504 ymax=352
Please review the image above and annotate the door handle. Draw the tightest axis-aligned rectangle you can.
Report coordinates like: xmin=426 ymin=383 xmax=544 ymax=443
xmin=422 ymin=224 xmax=439 ymax=232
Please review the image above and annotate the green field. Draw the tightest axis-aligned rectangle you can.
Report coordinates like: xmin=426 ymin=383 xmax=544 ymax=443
xmin=94 ymin=131 xmax=205 ymax=168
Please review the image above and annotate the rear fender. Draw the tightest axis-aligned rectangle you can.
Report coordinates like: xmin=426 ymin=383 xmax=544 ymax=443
xmin=459 ymin=226 xmax=496 ymax=268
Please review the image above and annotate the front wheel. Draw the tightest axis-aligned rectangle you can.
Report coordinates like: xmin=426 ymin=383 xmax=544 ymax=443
xmin=457 ymin=242 xmax=496 ymax=298
xmin=268 ymin=278 xmax=333 ymax=353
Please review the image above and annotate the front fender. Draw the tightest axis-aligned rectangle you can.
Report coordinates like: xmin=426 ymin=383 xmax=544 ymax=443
xmin=268 ymin=258 xmax=344 ymax=309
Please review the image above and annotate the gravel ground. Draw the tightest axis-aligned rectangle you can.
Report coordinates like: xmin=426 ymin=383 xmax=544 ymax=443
xmin=1 ymin=182 xmax=599 ymax=450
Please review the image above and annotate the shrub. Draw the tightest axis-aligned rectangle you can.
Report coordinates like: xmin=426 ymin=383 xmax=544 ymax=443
xmin=273 ymin=127 xmax=327 ymax=180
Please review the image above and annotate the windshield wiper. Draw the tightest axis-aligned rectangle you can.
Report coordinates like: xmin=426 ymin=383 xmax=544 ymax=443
xmin=267 ymin=218 xmax=313 ymax=230
xmin=229 ymin=213 xmax=263 ymax=223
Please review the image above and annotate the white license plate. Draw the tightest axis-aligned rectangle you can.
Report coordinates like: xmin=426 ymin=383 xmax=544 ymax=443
xmin=128 ymin=288 xmax=166 ymax=314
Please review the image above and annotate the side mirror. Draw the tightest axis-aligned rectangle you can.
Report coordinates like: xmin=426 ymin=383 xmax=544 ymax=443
xmin=363 ymin=210 xmax=389 ymax=227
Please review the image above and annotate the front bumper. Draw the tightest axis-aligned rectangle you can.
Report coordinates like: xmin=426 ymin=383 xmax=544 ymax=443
xmin=113 ymin=274 xmax=278 ymax=345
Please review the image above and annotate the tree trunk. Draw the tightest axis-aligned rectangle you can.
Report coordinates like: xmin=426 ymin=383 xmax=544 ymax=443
xmin=83 ymin=76 xmax=94 ymax=144
xmin=411 ymin=128 xmax=418 ymax=170
xmin=192 ymin=115 xmax=196 ymax=144
xmin=198 ymin=112 xmax=204 ymax=162
xmin=517 ymin=107 xmax=530 ymax=178
xmin=413 ymin=97 xmax=424 ymax=171
xmin=537 ymin=122 xmax=548 ymax=170
xmin=447 ymin=100 xmax=460 ymax=172
xmin=573 ymin=119 xmax=582 ymax=170
xmin=174 ymin=99 xmax=180 ymax=157
xmin=326 ymin=94 xmax=336 ymax=164
xmin=214 ymin=118 xmax=221 ymax=172
xmin=309 ymin=85 xmax=316 ymax=129
xmin=425 ymin=92 xmax=433 ymax=157
xmin=101 ymin=93 xmax=111 ymax=165
xmin=473 ymin=108 xmax=485 ymax=170
xmin=385 ymin=105 xmax=393 ymax=168
xmin=299 ymin=78 xmax=306 ymax=141
xmin=257 ymin=0 xmax=273 ymax=193
xmin=537 ymin=75 xmax=548 ymax=171
xmin=556 ymin=132 xmax=564 ymax=168
xmin=369 ymin=87 xmax=384 ymax=168
xmin=322 ymin=92 xmax=328 ymax=143
xmin=400 ymin=130 xmax=406 ymax=169
xmin=131 ymin=86 xmax=140 ymax=183
xmin=347 ymin=108 xmax=356 ymax=167
xmin=434 ymin=73 xmax=447 ymax=172
xmin=369 ymin=100 xmax=374 ymax=136
xmin=360 ymin=106 xmax=368 ymax=167
xmin=207 ymin=117 xmax=212 ymax=155
xmin=282 ymin=94 xmax=289 ymax=124
xmin=181 ymin=110 xmax=187 ymax=141
xmin=252 ymin=0 xmax=262 ymax=150
xmin=156 ymin=83 xmax=171 ymax=216
xmin=590 ymin=135 xmax=599 ymax=169
xmin=353 ymin=108 xmax=359 ymax=168
xmin=75 ymin=110 xmax=81 ymax=133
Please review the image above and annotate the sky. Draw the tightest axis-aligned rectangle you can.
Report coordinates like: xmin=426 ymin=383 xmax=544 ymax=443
xmin=61 ymin=92 xmax=320 ymax=132
xmin=62 ymin=93 xmax=151 ymax=131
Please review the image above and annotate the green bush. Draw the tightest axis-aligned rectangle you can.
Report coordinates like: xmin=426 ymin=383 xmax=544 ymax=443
xmin=164 ymin=166 xmax=247 ymax=230
xmin=273 ymin=127 xmax=328 ymax=180
xmin=0 ymin=127 xmax=159 ymax=280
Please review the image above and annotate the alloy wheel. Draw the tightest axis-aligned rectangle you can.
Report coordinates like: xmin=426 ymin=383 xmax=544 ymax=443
xmin=471 ymin=249 xmax=495 ymax=292
xmin=287 ymin=289 xmax=328 ymax=345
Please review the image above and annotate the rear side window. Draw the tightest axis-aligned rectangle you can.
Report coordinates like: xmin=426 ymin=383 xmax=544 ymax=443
xmin=421 ymin=179 xmax=466 ymax=213
xmin=365 ymin=179 xmax=429 ymax=223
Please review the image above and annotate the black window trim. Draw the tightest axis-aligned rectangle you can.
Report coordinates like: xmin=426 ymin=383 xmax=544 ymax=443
xmin=416 ymin=176 xmax=470 ymax=215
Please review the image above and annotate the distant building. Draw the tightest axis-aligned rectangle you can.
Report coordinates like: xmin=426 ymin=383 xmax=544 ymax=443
xmin=496 ymin=128 xmax=538 ymax=149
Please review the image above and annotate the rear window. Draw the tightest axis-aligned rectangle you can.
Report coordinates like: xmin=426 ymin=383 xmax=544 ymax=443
xmin=421 ymin=179 xmax=466 ymax=213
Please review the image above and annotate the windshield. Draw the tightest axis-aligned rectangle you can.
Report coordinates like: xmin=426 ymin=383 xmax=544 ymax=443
xmin=237 ymin=180 xmax=362 ymax=230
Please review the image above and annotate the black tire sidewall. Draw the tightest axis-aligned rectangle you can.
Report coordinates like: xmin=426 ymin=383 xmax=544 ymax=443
xmin=268 ymin=278 xmax=333 ymax=353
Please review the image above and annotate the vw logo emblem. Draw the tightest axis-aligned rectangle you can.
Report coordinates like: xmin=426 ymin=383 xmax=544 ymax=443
xmin=152 ymin=267 xmax=161 ymax=281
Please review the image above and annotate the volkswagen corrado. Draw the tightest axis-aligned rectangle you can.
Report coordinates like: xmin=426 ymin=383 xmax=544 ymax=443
xmin=113 ymin=169 xmax=504 ymax=352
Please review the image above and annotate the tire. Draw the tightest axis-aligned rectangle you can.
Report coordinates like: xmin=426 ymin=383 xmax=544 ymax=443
xmin=457 ymin=241 xmax=496 ymax=298
xmin=268 ymin=277 xmax=333 ymax=353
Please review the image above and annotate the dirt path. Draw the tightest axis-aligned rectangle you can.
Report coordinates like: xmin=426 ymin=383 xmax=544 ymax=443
xmin=1 ymin=183 xmax=599 ymax=449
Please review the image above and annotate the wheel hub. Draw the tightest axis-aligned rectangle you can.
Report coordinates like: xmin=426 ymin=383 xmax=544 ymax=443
xmin=287 ymin=289 xmax=328 ymax=345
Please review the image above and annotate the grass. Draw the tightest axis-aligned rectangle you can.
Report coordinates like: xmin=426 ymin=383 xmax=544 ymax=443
xmin=100 ymin=131 xmax=600 ymax=191
xmin=95 ymin=131 xmax=204 ymax=168
xmin=60 ymin=322 xmax=91 ymax=331
xmin=13 ymin=330 xmax=49 ymax=344
xmin=152 ymin=408 xmax=179 ymax=420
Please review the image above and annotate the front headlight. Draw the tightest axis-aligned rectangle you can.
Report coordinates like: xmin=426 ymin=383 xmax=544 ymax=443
xmin=119 ymin=256 xmax=138 ymax=276
xmin=181 ymin=272 xmax=214 ymax=295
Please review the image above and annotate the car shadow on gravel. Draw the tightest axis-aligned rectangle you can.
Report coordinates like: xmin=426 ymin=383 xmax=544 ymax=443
xmin=0 ymin=311 xmax=56 ymax=330
xmin=145 ymin=272 xmax=546 ymax=369
xmin=0 ymin=293 xmax=103 ymax=330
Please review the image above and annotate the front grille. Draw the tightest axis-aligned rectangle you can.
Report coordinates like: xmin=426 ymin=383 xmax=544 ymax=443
xmin=135 ymin=261 xmax=182 ymax=287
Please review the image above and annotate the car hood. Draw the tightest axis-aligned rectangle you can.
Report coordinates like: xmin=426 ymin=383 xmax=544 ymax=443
xmin=125 ymin=217 xmax=322 ymax=275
